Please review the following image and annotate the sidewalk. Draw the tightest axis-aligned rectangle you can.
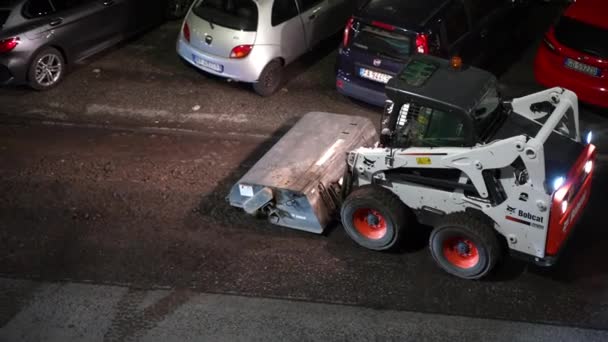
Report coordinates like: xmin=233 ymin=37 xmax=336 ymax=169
xmin=1 ymin=278 xmax=606 ymax=342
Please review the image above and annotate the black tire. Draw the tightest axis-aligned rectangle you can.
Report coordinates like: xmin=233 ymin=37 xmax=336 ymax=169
xmin=27 ymin=47 xmax=65 ymax=91
xmin=340 ymin=185 xmax=409 ymax=251
xmin=429 ymin=212 xmax=502 ymax=280
xmin=166 ymin=0 xmax=191 ymax=20
xmin=340 ymin=166 xmax=353 ymax=202
xmin=253 ymin=60 xmax=283 ymax=97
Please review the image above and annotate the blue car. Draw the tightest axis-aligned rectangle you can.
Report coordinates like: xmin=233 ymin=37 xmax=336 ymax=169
xmin=336 ymin=0 xmax=529 ymax=106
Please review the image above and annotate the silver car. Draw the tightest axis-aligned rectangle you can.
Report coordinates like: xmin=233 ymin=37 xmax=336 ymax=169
xmin=176 ymin=0 xmax=353 ymax=96
xmin=0 ymin=0 xmax=191 ymax=90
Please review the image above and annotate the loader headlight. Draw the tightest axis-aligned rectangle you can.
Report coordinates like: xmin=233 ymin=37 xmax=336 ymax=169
xmin=585 ymin=131 xmax=593 ymax=145
xmin=552 ymin=176 xmax=565 ymax=191
xmin=561 ymin=200 xmax=568 ymax=214
xmin=584 ymin=160 xmax=593 ymax=174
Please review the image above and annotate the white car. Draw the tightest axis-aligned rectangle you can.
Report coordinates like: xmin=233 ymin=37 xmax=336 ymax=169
xmin=176 ymin=0 xmax=353 ymax=96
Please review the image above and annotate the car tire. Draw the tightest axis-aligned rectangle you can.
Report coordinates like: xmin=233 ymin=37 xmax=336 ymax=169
xmin=341 ymin=185 xmax=410 ymax=251
xmin=27 ymin=47 xmax=65 ymax=91
xmin=429 ymin=212 xmax=502 ymax=280
xmin=253 ymin=60 xmax=283 ymax=97
xmin=166 ymin=0 xmax=191 ymax=20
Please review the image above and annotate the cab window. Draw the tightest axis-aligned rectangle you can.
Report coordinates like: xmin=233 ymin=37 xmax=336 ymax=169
xmin=23 ymin=0 xmax=54 ymax=18
xmin=393 ymin=103 xmax=466 ymax=147
xmin=272 ymin=0 xmax=299 ymax=26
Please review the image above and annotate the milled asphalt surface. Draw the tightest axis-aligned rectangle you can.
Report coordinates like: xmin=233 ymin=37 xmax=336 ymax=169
xmin=1 ymin=2 xmax=607 ymax=340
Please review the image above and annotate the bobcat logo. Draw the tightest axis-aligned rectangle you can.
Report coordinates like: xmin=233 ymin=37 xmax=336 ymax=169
xmin=506 ymin=206 xmax=516 ymax=214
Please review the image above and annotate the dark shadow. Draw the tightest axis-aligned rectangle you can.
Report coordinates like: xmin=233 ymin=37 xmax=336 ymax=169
xmin=281 ymin=33 xmax=342 ymax=88
xmin=484 ymin=3 xmax=565 ymax=78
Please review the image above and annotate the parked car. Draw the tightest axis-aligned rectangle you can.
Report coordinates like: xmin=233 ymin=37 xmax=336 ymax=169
xmin=0 ymin=0 xmax=191 ymax=90
xmin=534 ymin=0 xmax=608 ymax=108
xmin=336 ymin=0 xmax=528 ymax=106
xmin=176 ymin=0 xmax=354 ymax=96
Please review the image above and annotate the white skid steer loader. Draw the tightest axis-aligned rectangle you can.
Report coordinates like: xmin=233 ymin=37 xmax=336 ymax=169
xmin=228 ymin=55 xmax=596 ymax=279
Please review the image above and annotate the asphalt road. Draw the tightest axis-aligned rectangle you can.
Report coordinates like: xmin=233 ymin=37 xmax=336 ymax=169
xmin=1 ymin=2 xmax=607 ymax=339
xmin=1 ymin=121 xmax=607 ymax=331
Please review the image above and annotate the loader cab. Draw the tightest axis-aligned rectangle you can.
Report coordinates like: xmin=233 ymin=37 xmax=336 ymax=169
xmin=381 ymin=54 xmax=501 ymax=148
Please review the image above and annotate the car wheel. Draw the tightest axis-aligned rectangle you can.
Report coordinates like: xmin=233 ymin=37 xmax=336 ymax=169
xmin=27 ymin=47 xmax=65 ymax=91
xmin=166 ymin=0 xmax=191 ymax=20
xmin=341 ymin=185 xmax=410 ymax=251
xmin=429 ymin=212 xmax=502 ymax=280
xmin=253 ymin=60 xmax=283 ymax=97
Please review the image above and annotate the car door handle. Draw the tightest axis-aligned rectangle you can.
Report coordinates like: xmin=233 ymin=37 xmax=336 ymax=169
xmin=49 ymin=18 xmax=63 ymax=26
xmin=309 ymin=7 xmax=322 ymax=20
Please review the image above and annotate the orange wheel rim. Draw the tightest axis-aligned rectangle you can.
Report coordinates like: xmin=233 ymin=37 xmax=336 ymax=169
xmin=442 ymin=237 xmax=479 ymax=269
xmin=352 ymin=208 xmax=387 ymax=240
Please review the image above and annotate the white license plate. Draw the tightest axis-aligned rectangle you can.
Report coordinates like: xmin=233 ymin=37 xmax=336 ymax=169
xmin=193 ymin=55 xmax=223 ymax=73
xmin=359 ymin=68 xmax=392 ymax=84
xmin=564 ymin=58 xmax=600 ymax=77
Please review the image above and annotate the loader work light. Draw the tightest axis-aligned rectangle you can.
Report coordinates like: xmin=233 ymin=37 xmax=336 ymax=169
xmin=584 ymin=160 xmax=593 ymax=174
xmin=586 ymin=131 xmax=593 ymax=144
xmin=553 ymin=176 xmax=565 ymax=191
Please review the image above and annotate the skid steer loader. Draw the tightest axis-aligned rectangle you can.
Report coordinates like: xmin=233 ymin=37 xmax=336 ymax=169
xmin=228 ymin=54 xmax=596 ymax=279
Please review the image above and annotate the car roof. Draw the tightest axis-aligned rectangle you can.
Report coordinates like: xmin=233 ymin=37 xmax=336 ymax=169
xmin=356 ymin=0 xmax=449 ymax=30
xmin=385 ymin=54 xmax=497 ymax=116
xmin=564 ymin=0 xmax=608 ymax=30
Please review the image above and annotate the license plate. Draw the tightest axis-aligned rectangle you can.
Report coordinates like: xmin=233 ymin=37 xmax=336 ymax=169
xmin=359 ymin=68 xmax=392 ymax=84
xmin=564 ymin=58 xmax=601 ymax=77
xmin=193 ymin=55 xmax=223 ymax=73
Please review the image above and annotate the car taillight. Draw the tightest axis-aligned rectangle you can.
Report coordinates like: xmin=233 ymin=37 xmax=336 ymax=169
xmin=415 ymin=33 xmax=428 ymax=54
xmin=183 ymin=22 xmax=190 ymax=43
xmin=342 ymin=16 xmax=354 ymax=47
xmin=0 ymin=37 xmax=19 ymax=54
xmin=230 ymin=45 xmax=252 ymax=59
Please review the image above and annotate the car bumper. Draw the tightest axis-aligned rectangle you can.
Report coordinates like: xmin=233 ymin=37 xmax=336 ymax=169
xmin=534 ymin=46 xmax=608 ymax=108
xmin=0 ymin=55 xmax=28 ymax=86
xmin=336 ymin=72 xmax=387 ymax=107
xmin=176 ymin=38 xmax=262 ymax=83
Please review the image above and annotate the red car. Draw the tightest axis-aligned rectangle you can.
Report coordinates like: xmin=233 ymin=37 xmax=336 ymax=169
xmin=534 ymin=0 xmax=608 ymax=108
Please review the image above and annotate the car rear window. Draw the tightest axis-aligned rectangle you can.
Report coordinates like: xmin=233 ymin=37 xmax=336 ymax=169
xmin=0 ymin=10 xmax=9 ymax=27
xmin=352 ymin=23 xmax=411 ymax=60
xmin=554 ymin=16 xmax=608 ymax=59
xmin=192 ymin=0 xmax=257 ymax=32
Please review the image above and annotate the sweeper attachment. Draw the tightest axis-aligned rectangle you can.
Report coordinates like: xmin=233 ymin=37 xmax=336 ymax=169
xmin=228 ymin=112 xmax=378 ymax=233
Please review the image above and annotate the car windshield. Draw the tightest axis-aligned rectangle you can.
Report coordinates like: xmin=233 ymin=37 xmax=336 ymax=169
xmin=352 ymin=24 xmax=411 ymax=60
xmin=554 ymin=16 xmax=608 ymax=59
xmin=192 ymin=0 xmax=257 ymax=32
